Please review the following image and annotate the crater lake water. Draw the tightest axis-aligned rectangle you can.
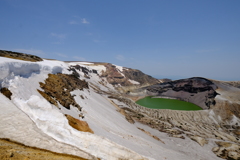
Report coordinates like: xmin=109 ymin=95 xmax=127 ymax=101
xmin=136 ymin=96 xmax=202 ymax=111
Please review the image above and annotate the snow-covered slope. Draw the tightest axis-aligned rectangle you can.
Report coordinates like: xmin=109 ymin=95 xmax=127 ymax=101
xmin=0 ymin=55 xmax=239 ymax=160
xmin=0 ymin=57 xmax=148 ymax=160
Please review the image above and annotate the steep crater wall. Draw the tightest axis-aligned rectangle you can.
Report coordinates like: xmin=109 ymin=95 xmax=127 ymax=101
xmin=132 ymin=77 xmax=218 ymax=110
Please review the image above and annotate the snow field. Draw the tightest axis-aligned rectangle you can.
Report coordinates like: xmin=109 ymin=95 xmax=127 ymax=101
xmin=0 ymin=57 xmax=148 ymax=160
xmin=0 ymin=57 xmax=224 ymax=160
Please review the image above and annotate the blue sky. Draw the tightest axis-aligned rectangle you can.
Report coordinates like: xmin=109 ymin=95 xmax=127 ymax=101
xmin=0 ymin=0 xmax=240 ymax=80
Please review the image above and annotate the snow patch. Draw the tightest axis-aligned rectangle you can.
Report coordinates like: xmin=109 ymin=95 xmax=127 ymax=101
xmin=0 ymin=94 xmax=93 ymax=159
xmin=128 ymin=79 xmax=140 ymax=85
xmin=68 ymin=62 xmax=94 ymax=65
xmin=88 ymin=65 xmax=106 ymax=73
xmin=0 ymin=58 xmax=69 ymax=88
xmin=208 ymin=110 xmax=219 ymax=124
xmin=229 ymin=115 xmax=240 ymax=125
xmin=12 ymin=95 xmax=148 ymax=160
xmin=115 ymin=65 xmax=123 ymax=72
xmin=0 ymin=62 xmax=41 ymax=80
xmin=114 ymin=64 xmax=125 ymax=77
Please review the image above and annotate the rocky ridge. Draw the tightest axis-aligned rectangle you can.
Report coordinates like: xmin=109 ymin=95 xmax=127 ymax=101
xmin=0 ymin=50 xmax=43 ymax=62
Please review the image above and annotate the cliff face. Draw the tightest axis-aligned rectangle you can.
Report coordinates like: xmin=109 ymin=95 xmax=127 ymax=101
xmin=101 ymin=63 xmax=129 ymax=85
xmin=122 ymin=68 xmax=159 ymax=85
xmin=100 ymin=63 xmax=159 ymax=87
xmin=212 ymin=80 xmax=240 ymax=121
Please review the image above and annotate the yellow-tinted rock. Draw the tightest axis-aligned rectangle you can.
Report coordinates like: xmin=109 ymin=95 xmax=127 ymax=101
xmin=65 ymin=114 xmax=94 ymax=134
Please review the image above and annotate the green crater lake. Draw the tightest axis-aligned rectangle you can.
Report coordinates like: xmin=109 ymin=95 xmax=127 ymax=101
xmin=136 ymin=96 xmax=202 ymax=111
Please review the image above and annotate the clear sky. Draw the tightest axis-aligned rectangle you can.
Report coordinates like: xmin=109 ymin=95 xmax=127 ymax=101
xmin=1 ymin=0 xmax=240 ymax=81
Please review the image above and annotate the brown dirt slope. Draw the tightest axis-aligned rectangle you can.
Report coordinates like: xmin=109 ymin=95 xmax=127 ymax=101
xmin=0 ymin=138 xmax=87 ymax=160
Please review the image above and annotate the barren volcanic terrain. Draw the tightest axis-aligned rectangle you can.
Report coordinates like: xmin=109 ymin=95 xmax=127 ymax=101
xmin=0 ymin=50 xmax=239 ymax=160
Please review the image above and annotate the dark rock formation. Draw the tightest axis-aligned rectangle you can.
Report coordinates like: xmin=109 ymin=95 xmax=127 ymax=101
xmin=73 ymin=65 xmax=98 ymax=75
xmin=0 ymin=88 xmax=12 ymax=100
xmin=69 ymin=65 xmax=98 ymax=79
xmin=0 ymin=50 xmax=43 ymax=62
xmin=148 ymin=77 xmax=216 ymax=93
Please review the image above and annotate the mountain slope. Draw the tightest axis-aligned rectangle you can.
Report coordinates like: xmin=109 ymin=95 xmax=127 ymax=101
xmin=0 ymin=50 xmax=239 ymax=160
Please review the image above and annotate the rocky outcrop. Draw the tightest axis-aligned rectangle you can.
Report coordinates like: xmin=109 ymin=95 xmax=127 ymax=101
xmin=212 ymin=80 xmax=240 ymax=120
xmin=101 ymin=63 xmax=159 ymax=87
xmin=101 ymin=63 xmax=132 ymax=86
xmin=38 ymin=73 xmax=88 ymax=110
xmin=122 ymin=67 xmax=159 ymax=85
xmin=0 ymin=88 xmax=12 ymax=100
xmin=212 ymin=100 xmax=240 ymax=121
xmin=0 ymin=50 xmax=43 ymax=62
xmin=69 ymin=65 xmax=98 ymax=79
xmin=188 ymin=135 xmax=208 ymax=146
xmin=212 ymin=141 xmax=240 ymax=160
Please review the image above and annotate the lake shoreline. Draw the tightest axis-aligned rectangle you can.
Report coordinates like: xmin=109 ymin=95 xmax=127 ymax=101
xmin=136 ymin=96 xmax=202 ymax=111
